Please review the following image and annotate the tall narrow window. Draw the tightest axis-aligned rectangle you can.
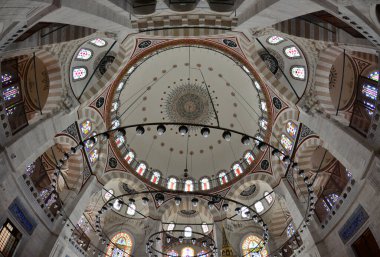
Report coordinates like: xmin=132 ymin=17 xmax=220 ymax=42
xmin=201 ymin=223 xmax=209 ymax=233
xmin=267 ymin=36 xmax=285 ymax=45
xmin=136 ymin=163 xmax=146 ymax=176
xmin=105 ymin=232 xmax=133 ymax=257
xmin=259 ymin=118 xmax=268 ymax=130
xmin=124 ymin=151 xmax=135 ymax=164
xmin=254 ymin=201 xmax=264 ymax=213
xmin=167 ymin=177 xmax=177 ymax=190
xmin=287 ymin=223 xmax=295 ymax=238
xmin=233 ymin=163 xmax=243 ymax=177
xmin=2 ymin=86 xmax=20 ymax=102
xmin=115 ymin=134 xmax=125 ymax=148
xmin=113 ymin=199 xmax=122 ymax=211
xmin=184 ymin=180 xmax=194 ymax=192
xmin=290 ymin=66 xmax=306 ymax=80
xmin=150 ymin=171 xmax=161 ymax=184
xmin=167 ymin=222 xmax=175 ymax=232
xmin=127 ymin=202 xmax=136 ymax=216
xmin=280 ymin=134 xmax=293 ymax=152
xmin=286 ymin=121 xmax=298 ymax=139
xmin=200 ymin=177 xmax=210 ymax=190
xmin=218 ymin=171 xmax=228 ymax=185
xmin=184 ymin=227 xmax=192 ymax=238
xmin=80 ymin=120 xmax=92 ymax=137
xmin=0 ymin=219 xmax=22 ymax=257
xmin=89 ymin=149 xmax=99 ymax=165
xmin=284 ymin=46 xmax=301 ymax=58
xmin=244 ymin=151 xmax=255 ymax=165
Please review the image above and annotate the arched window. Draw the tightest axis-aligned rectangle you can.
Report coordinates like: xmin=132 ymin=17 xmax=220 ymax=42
xmin=260 ymin=101 xmax=267 ymax=112
xmin=127 ymin=202 xmax=136 ymax=216
xmin=200 ymin=177 xmax=211 ymax=190
xmin=111 ymin=101 xmax=119 ymax=112
xmin=72 ymin=67 xmax=88 ymax=81
xmin=259 ymin=118 xmax=268 ymax=130
xmin=80 ymin=120 xmax=92 ymax=137
xmin=286 ymin=121 xmax=298 ymax=139
xmin=198 ymin=250 xmax=208 ymax=257
xmin=241 ymin=206 xmax=250 ymax=218
xmin=184 ymin=179 xmax=194 ymax=192
xmin=233 ymin=163 xmax=243 ymax=177
xmin=254 ymin=81 xmax=261 ymax=90
xmin=218 ymin=171 xmax=228 ymax=185
xmin=287 ymin=223 xmax=295 ymax=238
xmin=290 ymin=66 xmax=306 ymax=80
xmin=241 ymin=235 xmax=268 ymax=257
xmin=85 ymin=132 xmax=97 ymax=151
xmin=254 ymin=134 xmax=264 ymax=145
xmin=124 ymin=150 xmax=135 ymax=164
xmin=368 ymin=71 xmax=379 ymax=82
xmin=181 ymin=247 xmax=195 ymax=257
xmin=280 ymin=134 xmax=293 ymax=152
xmin=150 ymin=171 xmax=161 ymax=184
xmin=89 ymin=149 xmax=99 ymax=165
xmin=136 ymin=163 xmax=146 ymax=176
xmin=111 ymin=119 xmax=120 ymax=129
xmin=90 ymin=38 xmax=107 ymax=47
xmin=244 ymin=151 xmax=255 ymax=165
xmin=76 ymin=48 xmax=93 ymax=60
xmin=267 ymin=35 xmax=285 ymax=45
xmin=264 ymin=192 xmax=273 ymax=204
xmin=284 ymin=46 xmax=301 ymax=59
xmin=115 ymin=134 xmax=125 ymax=148
xmin=201 ymin=222 xmax=209 ymax=233
xmin=184 ymin=226 xmax=192 ymax=238
xmin=254 ymin=201 xmax=264 ymax=213
xmin=104 ymin=189 xmax=114 ymax=201
xmin=167 ymin=177 xmax=177 ymax=190
xmin=105 ymin=232 xmax=133 ymax=257
xmin=113 ymin=199 xmax=122 ymax=211
xmin=167 ymin=250 xmax=179 ymax=257
xmin=167 ymin=222 xmax=175 ymax=231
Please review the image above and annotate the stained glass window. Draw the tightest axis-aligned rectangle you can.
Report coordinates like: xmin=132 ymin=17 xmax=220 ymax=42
xmin=284 ymin=46 xmax=301 ymax=58
xmin=89 ymin=149 xmax=99 ymax=164
xmin=244 ymin=151 xmax=255 ymax=165
xmin=290 ymin=66 xmax=306 ymax=80
xmin=115 ymin=134 xmax=125 ymax=148
xmin=127 ymin=202 xmax=136 ymax=216
xmin=182 ymin=247 xmax=195 ymax=257
xmin=105 ymin=232 xmax=133 ymax=257
xmin=254 ymin=201 xmax=264 ymax=213
xmin=254 ymin=134 xmax=264 ymax=145
xmin=111 ymin=119 xmax=120 ymax=129
xmin=260 ymin=101 xmax=267 ymax=112
xmin=76 ymin=48 xmax=93 ymax=60
xmin=72 ymin=67 xmax=87 ymax=81
xmin=287 ymin=223 xmax=295 ymax=238
xmin=167 ymin=177 xmax=177 ymax=190
xmin=184 ymin=227 xmax=192 ymax=238
xmin=90 ymin=38 xmax=107 ymax=47
xmin=104 ymin=189 xmax=114 ymax=201
xmin=286 ymin=121 xmax=298 ymax=139
xmin=267 ymin=36 xmax=285 ymax=45
xmin=167 ymin=250 xmax=179 ymax=257
xmin=368 ymin=71 xmax=379 ymax=82
xmin=326 ymin=193 xmax=339 ymax=207
xmin=200 ymin=177 xmax=210 ymax=190
xmin=136 ymin=163 xmax=146 ymax=176
xmin=362 ymin=84 xmax=378 ymax=100
xmin=111 ymin=101 xmax=119 ymax=112
xmin=184 ymin=179 xmax=194 ymax=192
xmin=85 ymin=132 xmax=97 ymax=150
xmin=1 ymin=73 xmax=13 ymax=85
xmin=241 ymin=206 xmax=249 ymax=218
xmin=218 ymin=171 xmax=228 ymax=185
xmin=150 ymin=171 xmax=161 ymax=184
xmin=198 ymin=250 xmax=208 ymax=257
xmin=241 ymin=235 xmax=268 ymax=257
xmin=233 ymin=163 xmax=243 ymax=177
xmin=113 ymin=199 xmax=122 ymax=211
xmin=264 ymin=192 xmax=273 ymax=204
xmin=80 ymin=120 xmax=92 ymax=137
xmin=259 ymin=118 xmax=268 ymax=130
xmin=2 ymin=86 xmax=19 ymax=101
xmin=124 ymin=151 xmax=135 ymax=164
xmin=202 ymin=222 xmax=209 ymax=233
xmin=281 ymin=134 xmax=293 ymax=151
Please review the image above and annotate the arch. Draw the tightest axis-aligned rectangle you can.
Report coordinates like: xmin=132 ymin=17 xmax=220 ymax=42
xmin=314 ymin=46 xmax=351 ymax=123
xmin=105 ymin=232 xmax=133 ymax=257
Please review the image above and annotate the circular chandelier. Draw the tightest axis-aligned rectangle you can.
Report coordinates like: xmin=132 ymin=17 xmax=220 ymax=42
xmin=53 ymin=122 xmax=316 ymax=257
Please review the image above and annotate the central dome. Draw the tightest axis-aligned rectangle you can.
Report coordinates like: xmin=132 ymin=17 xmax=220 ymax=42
xmin=165 ymin=83 xmax=213 ymax=125
xmin=107 ymin=41 xmax=271 ymax=189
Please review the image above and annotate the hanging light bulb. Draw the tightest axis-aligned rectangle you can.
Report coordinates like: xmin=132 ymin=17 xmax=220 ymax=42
xmin=179 ymin=236 xmax=184 ymax=243
xmin=241 ymin=135 xmax=250 ymax=145
xmin=222 ymin=203 xmax=229 ymax=212
xmin=155 ymin=237 xmax=161 ymax=243
xmin=202 ymin=240 xmax=207 ymax=247
xmin=201 ymin=127 xmax=210 ymax=137
xmin=222 ymin=131 xmax=231 ymax=141
xmin=174 ymin=196 xmax=182 ymax=206
xmin=258 ymin=142 xmax=266 ymax=151
xmin=166 ymin=236 xmax=171 ymax=243
xmin=157 ymin=125 xmax=166 ymax=135
xmin=191 ymin=198 xmax=199 ymax=207
xmin=283 ymin=156 xmax=291 ymax=165
xmin=235 ymin=207 xmax=241 ymax=215
xmin=272 ymin=149 xmax=280 ymax=157
xmin=208 ymin=201 xmax=214 ymax=210
xmin=142 ymin=197 xmax=149 ymax=205
xmin=178 ymin=125 xmax=188 ymax=136
xmin=136 ymin=126 xmax=145 ymax=135
xmin=191 ymin=238 xmax=196 ymax=245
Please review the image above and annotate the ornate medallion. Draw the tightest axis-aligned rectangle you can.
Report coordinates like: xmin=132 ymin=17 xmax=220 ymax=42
xmin=138 ymin=40 xmax=152 ymax=48
xmin=96 ymin=97 xmax=105 ymax=108
xmin=108 ymin=157 xmax=117 ymax=168
xmin=272 ymin=97 xmax=282 ymax=110
xmin=223 ymin=39 xmax=237 ymax=48
xmin=260 ymin=160 xmax=269 ymax=170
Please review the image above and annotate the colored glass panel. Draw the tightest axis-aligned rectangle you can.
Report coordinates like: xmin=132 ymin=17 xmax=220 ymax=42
xmin=287 ymin=223 xmax=295 ymax=238
xmin=76 ymin=48 xmax=92 ymax=60
xmin=1 ymin=73 xmax=13 ymax=85
xmin=124 ymin=151 xmax=135 ymax=164
xmin=286 ymin=121 xmax=298 ymax=139
xmin=267 ymin=36 xmax=285 ymax=45
xmin=241 ymin=235 xmax=268 ymax=257
xmin=80 ymin=120 xmax=92 ymax=137
xmin=244 ymin=152 xmax=255 ymax=165
xmin=105 ymin=232 xmax=133 ymax=257
xmin=184 ymin=180 xmax=194 ymax=192
xmin=200 ymin=177 xmax=210 ymax=190
xmin=369 ymin=71 xmax=379 ymax=82
xmin=284 ymin=46 xmax=301 ymax=58
xmin=259 ymin=118 xmax=268 ymax=130
xmin=184 ymin=227 xmax=192 ymax=238
xmin=167 ymin=177 xmax=177 ymax=190
xmin=198 ymin=250 xmax=208 ymax=257
xmin=362 ymin=84 xmax=378 ymax=100
xmin=181 ymin=247 xmax=195 ymax=257
xmin=219 ymin=172 xmax=228 ymax=185
xmin=89 ymin=149 xmax=99 ymax=164
xmin=291 ymin=66 xmax=306 ymax=80
xmin=2 ymin=86 xmax=20 ymax=101
xmin=115 ymin=134 xmax=125 ymax=147
xmin=233 ymin=163 xmax=243 ymax=177
xmin=72 ymin=67 xmax=87 ymax=80
xmin=136 ymin=163 xmax=146 ymax=176
xmin=150 ymin=171 xmax=161 ymax=184
xmin=281 ymin=134 xmax=293 ymax=151
xmin=90 ymin=38 xmax=106 ymax=47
